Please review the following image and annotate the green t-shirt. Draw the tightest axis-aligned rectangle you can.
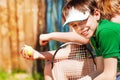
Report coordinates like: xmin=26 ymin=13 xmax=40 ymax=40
xmin=90 ymin=20 xmax=120 ymax=71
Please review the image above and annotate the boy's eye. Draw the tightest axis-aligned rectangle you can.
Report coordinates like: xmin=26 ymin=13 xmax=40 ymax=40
xmin=79 ymin=20 xmax=87 ymax=25
xmin=68 ymin=23 xmax=78 ymax=28
xmin=72 ymin=24 xmax=77 ymax=28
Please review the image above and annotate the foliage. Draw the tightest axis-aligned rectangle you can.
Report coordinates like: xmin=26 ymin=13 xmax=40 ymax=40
xmin=0 ymin=70 xmax=44 ymax=80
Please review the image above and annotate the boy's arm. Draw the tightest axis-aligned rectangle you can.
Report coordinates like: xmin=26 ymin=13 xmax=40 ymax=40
xmin=33 ymin=50 xmax=55 ymax=60
xmin=39 ymin=32 xmax=89 ymax=45
xmin=19 ymin=45 xmax=55 ymax=60
xmin=19 ymin=45 xmax=70 ymax=60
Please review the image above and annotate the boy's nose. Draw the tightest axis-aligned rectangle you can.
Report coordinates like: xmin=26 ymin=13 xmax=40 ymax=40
xmin=77 ymin=25 xmax=85 ymax=31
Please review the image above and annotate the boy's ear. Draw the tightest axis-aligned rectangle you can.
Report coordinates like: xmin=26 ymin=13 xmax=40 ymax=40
xmin=94 ymin=9 xmax=101 ymax=20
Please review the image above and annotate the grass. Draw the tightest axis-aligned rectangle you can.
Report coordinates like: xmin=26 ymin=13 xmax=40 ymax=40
xmin=0 ymin=70 xmax=44 ymax=80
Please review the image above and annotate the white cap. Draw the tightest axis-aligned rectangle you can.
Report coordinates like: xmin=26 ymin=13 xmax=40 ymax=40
xmin=63 ymin=7 xmax=90 ymax=26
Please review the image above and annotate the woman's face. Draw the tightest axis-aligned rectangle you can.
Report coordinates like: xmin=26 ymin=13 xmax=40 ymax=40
xmin=68 ymin=14 xmax=99 ymax=39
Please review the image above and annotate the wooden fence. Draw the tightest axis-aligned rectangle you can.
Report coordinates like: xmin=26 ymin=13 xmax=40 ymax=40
xmin=0 ymin=0 xmax=46 ymax=73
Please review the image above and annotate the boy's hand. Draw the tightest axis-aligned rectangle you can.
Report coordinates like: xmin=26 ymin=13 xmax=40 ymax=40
xmin=19 ymin=45 xmax=34 ymax=60
xmin=39 ymin=34 xmax=50 ymax=45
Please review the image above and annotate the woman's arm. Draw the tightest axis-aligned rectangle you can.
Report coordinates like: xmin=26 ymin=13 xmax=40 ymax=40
xmin=94 ymin=58 xmax=117 ymax=80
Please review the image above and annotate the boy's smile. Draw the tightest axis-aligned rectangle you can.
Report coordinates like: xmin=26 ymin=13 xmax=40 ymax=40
xmin=68 ymin=20 xmax=90 ymax=38
xmin=68 ymin=15 xmax=98 ymax=39
xmin=81 ymin=27 xmax=89 ymax=36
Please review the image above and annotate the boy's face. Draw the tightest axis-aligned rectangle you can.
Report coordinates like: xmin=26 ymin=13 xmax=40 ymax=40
xmin=68 ymin=14 xmax=100 ymax=39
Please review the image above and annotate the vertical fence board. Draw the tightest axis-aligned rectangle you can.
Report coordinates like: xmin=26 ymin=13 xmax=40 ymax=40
xmin=0 ymin=0 xmax=12 ymax=73
xmin=16 ymin=0 xmax=25 ymax=49
xmin=31 ymin=0 xmax=38 ymax=47
xmin=39 ymin=0 xmax=46 ymax=33
xmin=24 ymin=0 xmax=34 ymax=46
xmin=16 ymin=0 xmax=35 ymax=73
xmin=21 ymin=0 xmax=34 ymax=73
xmin=16 ymin=0 xmax=27 ymax=72
xmin=8 ymin=0 xmax=19 ymax=70
xmin=34 ymin=0 xmax=46 ymax=74
xmin=0 ymin=0 xmax=3 ymax=69
xmin=0 ymin=26 xmax=1 ymax=68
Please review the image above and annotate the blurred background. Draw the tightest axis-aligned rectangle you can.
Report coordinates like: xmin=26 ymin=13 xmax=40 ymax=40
xmin=0 ymin=0 xmax=69 ymax=80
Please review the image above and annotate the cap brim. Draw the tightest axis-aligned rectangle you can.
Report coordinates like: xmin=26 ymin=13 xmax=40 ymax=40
xmin=63 ymin=7 xmax=90 ymax=26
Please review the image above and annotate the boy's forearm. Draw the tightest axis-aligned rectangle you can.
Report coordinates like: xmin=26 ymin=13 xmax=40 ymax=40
xmin=34 ymin=50 xmax=55 ymax=60
xmin=49 ymin=32 xmax=72 ymax=42
xmin=50 ymin=32 xmax=89 ymax=44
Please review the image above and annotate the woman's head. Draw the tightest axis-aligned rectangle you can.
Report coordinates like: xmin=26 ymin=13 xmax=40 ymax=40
xmin=97 ymin=0 xmax=120 ymax=20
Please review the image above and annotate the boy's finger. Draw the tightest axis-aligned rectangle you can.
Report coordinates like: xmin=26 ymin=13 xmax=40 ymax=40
xmin=40 ymin=40 xmax=48 ymax=45
xmin=19 ymin=47 xmax=23 ymax=54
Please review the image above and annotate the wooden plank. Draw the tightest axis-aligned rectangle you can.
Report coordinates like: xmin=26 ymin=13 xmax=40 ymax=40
xmin=31 ymin=0 xmax=38 ymax=47
xmin=16 ymin=0 xmax=26 ymax=72
xmin=0 ymin=0 xmax=3 ymax=69
xmin=16 ymin=0 xmax=25 ymax=48
xmin=21 ymin=0 xmax=34 ymax=73
xmin=8 ymin=0 xmax=19 ymax=70
xmin=35 ymin=0 xmax=47 ymax=73
xmin=0 ymin=0 xmax=12 ymax=73
xmin=16 ymin=0 xmax=33 ymax=73
xmin=39 ymin=0 xmax=46 ymax=33
xmin=24 ymin=0 xmax=34 ymax=46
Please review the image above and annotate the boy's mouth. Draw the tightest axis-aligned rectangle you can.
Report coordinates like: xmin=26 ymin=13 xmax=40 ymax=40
xmin=81 ymin=27 xmax=89 ymax=36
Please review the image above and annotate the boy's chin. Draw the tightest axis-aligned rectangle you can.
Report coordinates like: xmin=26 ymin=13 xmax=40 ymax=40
xmin=84 ymin=35 xmax=92 ymax=39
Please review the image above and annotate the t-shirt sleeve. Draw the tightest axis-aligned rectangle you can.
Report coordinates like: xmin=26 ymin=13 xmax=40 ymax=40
xmin=98 ymin=29 xmax=120 ymax=58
